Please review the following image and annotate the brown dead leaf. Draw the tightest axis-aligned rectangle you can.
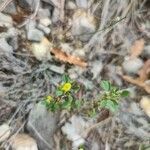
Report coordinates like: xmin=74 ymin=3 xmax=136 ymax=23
xmin=122 ymin=75 xmax=150 ymax=94
xmin=138 ymin=59 xmax=150 ymax=81
xmin=130 ymin=39 xmax=145 ymax=58
xmin=51 ymin=48 xmax=87 ymax=68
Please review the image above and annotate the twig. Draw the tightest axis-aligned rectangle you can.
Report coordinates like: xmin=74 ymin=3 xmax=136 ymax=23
xmin=0 ymin=0 xmax=13 ymax=12
xmin=60 ymin=0 xmax=65 ymax=22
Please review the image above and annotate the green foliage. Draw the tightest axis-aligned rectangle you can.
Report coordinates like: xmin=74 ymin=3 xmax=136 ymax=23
xmin=43 ymin=76 xmax=129 ymax=115
xmin=99 ymin=80 xmax=129 ymax=113
xmin=43 ymin=75 xmax=82 ymax=112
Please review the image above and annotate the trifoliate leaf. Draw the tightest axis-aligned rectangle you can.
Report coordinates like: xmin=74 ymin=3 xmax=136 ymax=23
xmin=55 ymin=90 xmax=63 ymax=96
xmin=105 ymin=100 xmax=118 ymax=112
xmin=100 ymin=80 xmax=111 ymax=91
xmin=121 ymin=90 xmax=130 ymax=97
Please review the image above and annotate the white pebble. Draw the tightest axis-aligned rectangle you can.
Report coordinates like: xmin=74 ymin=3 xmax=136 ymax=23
xmin=0 ymin=123 xmax=10 ymax=142
xmin=122 ymin=57 xmax=143 ymax=74
xmin=31 ymin=37 xmax=52 ymax=61
xmin=10 ymin=134 xmax=38 ymax=150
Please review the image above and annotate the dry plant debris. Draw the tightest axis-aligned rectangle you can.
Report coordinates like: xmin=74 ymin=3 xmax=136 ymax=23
xmin=130 ymin=39 xmax=145 ymax=58
xmin=122 ymin=38 xmax=150 ymax=93
xmin=122 ymin=59 xmax=150 ymax=94
xmin=122 ymin=75 xmax=150 ymax=94
xmin=51 ymin=48 xmax=87 ymax=68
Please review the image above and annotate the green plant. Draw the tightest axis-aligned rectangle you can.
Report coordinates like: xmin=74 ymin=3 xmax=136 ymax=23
xmin=99 ymin=80 xmax=129 ymax=112
xmin=43 ymin=74 xmax=82 ymax=112
xmin=43 ymin=76 xmax=129 ymax=115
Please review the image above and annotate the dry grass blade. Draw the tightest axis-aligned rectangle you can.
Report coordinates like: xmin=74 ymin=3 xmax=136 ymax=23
xmin=0 ymin=0 xmax=13 ymax=12
xmin=122 ymin=75 xmax=150 ymax=94
xmin=51 ymin=48 xmax=87 ymax=68
xmin=130 ymin=39 xmax=145 ymax=58
xmin=138 ymin=59 xmax=150 ymax=81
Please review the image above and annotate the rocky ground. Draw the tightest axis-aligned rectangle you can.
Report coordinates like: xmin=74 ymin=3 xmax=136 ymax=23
xmin=0 ymin=0 xmax=150 ymax=150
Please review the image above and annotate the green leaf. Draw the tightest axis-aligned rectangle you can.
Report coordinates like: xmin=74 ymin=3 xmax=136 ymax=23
xmin=89 ymin=108 xmax=96 ymax=117
xmin=105 ymin=100 xmax=118 ymax=112
xmin=121 ymin=90 xmax=130 ymax=97
xmin=75 ymin=100 xmax=82 ymax=109
xmin=62 ymin=74 xmax=71 ymax=83
xmin=61 ymin=100 xmax=71 ymax=110
xmin=55 ymin=90 xmax=63 ymax=96
xmin=100 ymin=100 xmax=107 ymax=107
xmin=100 ymin=80 xmax=111 ymax=91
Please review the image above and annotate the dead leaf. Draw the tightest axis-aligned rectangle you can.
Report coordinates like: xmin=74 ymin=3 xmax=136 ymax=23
xmin=130 ymin=39 xmax=145 ymax=58
xmin=121 ymin=75 xmax=150 ymax=94
xmin=138 ymin=59 xmax=150 ymax=81
xmin=51 ymin=48 xmax=87 ymax=68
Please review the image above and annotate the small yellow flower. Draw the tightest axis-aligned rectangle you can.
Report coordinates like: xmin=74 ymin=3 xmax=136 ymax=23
xmin=79 ymin=148 xmax=84 ymax=150
xmin=46 ymin=95 xmax=53 ymax=103
xmin=61 ymin=82 xmax=72 ymax=92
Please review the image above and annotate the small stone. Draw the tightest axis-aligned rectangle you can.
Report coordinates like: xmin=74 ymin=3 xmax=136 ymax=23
xmin=143 ymin=45 xmax=150 ymax=58
xmin=122 ymin=57 xmax=143 ymax=75
xmin=37 ymin=8 xmax=51 ymax=18
xmin=51 ymin=8 xmax=60 ymax=23
xmin=39 ymin=18 xmax=51 ymax=26
xmin=0 ymin=12 xmax=13 ymax=27
xmin=140 ymin=96 xmax=150 ymax=117
xmin=75 ymin=0 xmax=88 ymax=8
xmin=27 ymin=28 xmax=44 ymax=42
xmin=37 ymin=24 xmax=51 ymax=35
xmin=26 ymin=103 xmax=59 ymax=150
xmin=26 ymin=20 xmax=44 ymax=42
xmin=10 ymin=134 xmax=38 ymax=150
xmin=66 ymin=1 xmax=77 ymax=10
xmin=0 ymin=38 xmax=13 ymax=52
xmin=31 ymin=37 xmax=52 ymax=61
xmin=0 ymin=123 xmax=10 ymax=142
xmin=72 ymin=9 xmax=97 ymax=42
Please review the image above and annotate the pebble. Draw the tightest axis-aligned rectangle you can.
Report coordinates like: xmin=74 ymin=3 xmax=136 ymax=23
xmin=27 ymin=28 xmax=44 ymax=42
xmin=143 ymin=45 xmax=150 ymax=58
xmin=122 ymin=57 xmax=143 ymax=75
xmin=10 ymin=134 xmax=38 ymax=150
xmin=51 ymin=8 xmax=60 ymax=23
xmin=140 ymin=96 xmax=150 ymax=117
xmin=0 ymin=123 xmax=10 ymax=142
xmin=37 ymin=24 xmax=51 ymax=35
xmin=75 ymin=0 xmax=88 ymax=8
xmin=31 ymin=37 xmax=52 ymax=61
xmin=72 ymin=9 xmax=97 ymax=42
xmin=0 ymin=12 xmax=13 ymax=27
xmin=26 ymin=21 xmax=44 ymax=42
xmin=0 ymin=38 xmax=13 ymax=52
xmin=66 ymin=1 xmax=77 ymax=10
xmin=37 ymin=8 xmax=51 ymax=18
xmin=39 ymin=18 xmax=52 ymax=26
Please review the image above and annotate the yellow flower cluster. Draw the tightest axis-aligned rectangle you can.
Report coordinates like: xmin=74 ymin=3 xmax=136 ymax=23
xmin=61 ymin=82 xmax=72 ymax=92
xmin=46 ymin=95 xmax=53 ymax=103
